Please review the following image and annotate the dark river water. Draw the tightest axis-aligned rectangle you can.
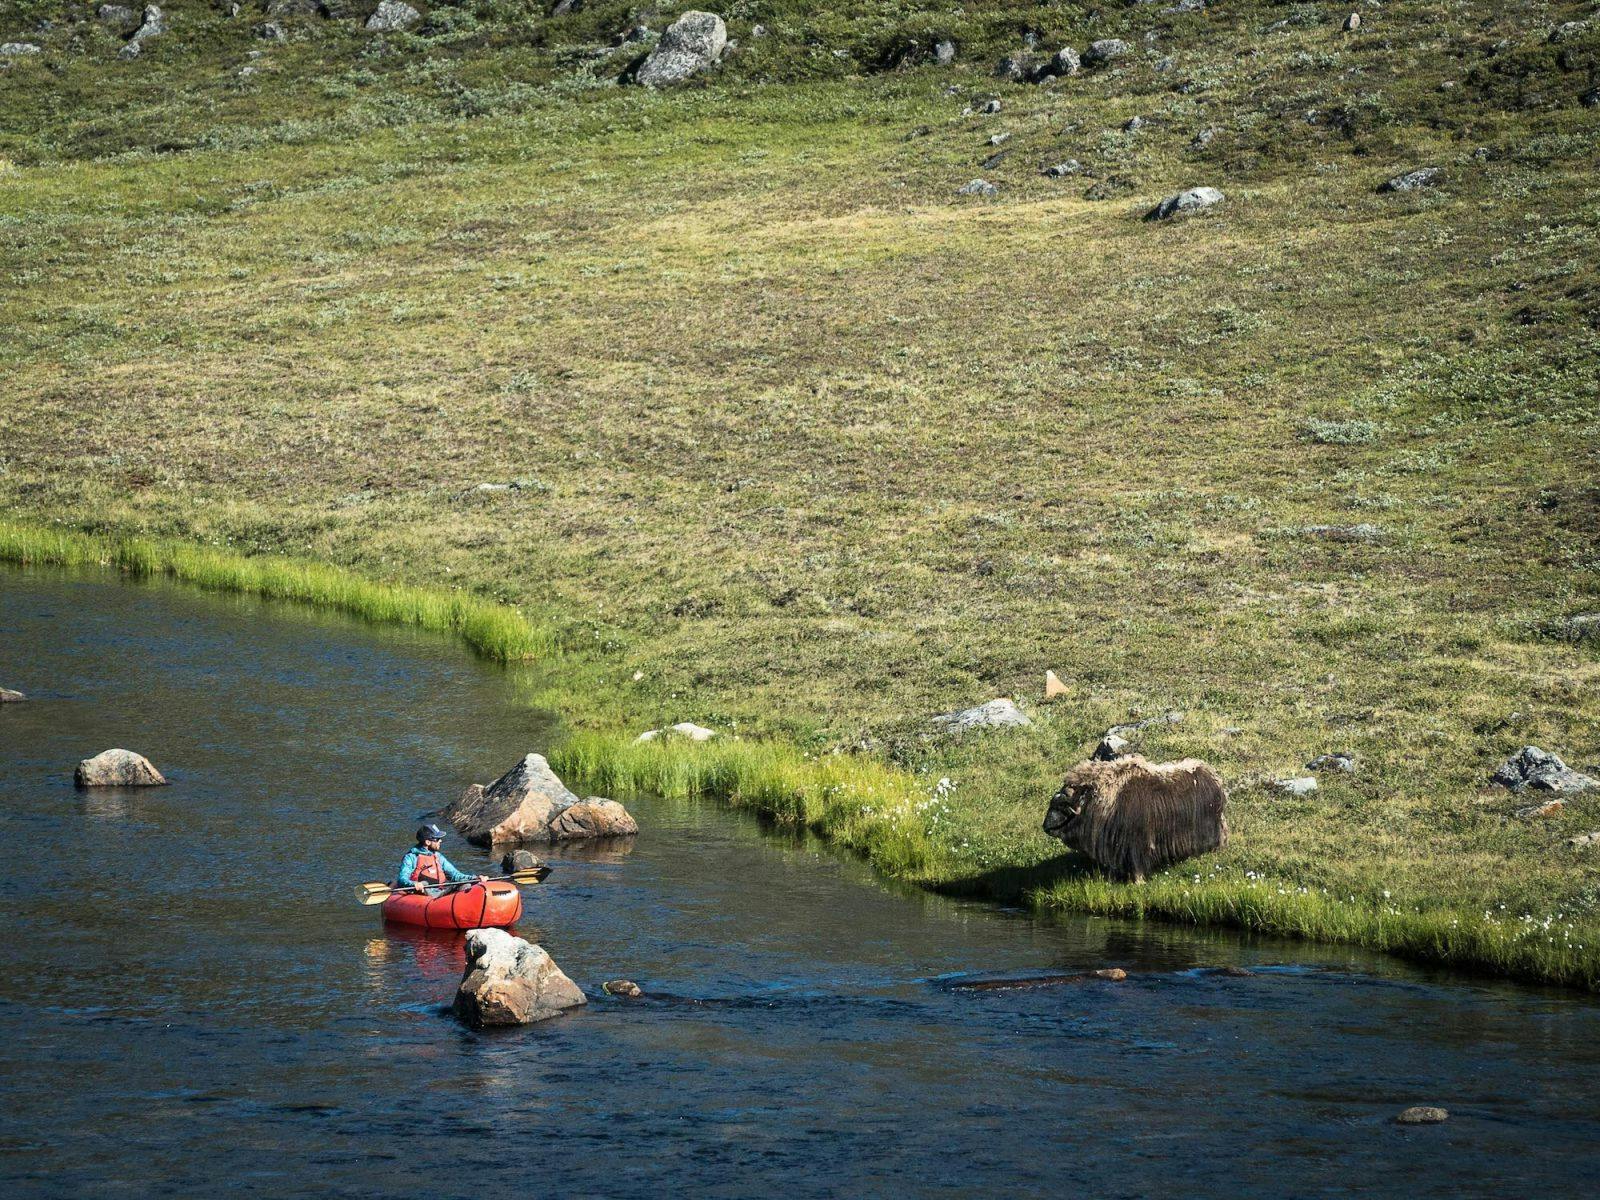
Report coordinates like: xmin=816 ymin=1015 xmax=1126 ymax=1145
xmin=1 ymin=567 xmax=1598 ymax=1199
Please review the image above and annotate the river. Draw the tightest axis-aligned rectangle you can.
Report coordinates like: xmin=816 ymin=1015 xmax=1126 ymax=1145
xmin=1 ymin=567 xmax=1597 ymax=1198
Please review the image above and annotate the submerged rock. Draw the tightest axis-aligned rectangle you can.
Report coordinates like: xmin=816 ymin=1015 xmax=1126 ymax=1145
xmin=603 ymin=979 xmax=643 ymax=998
xmin=635 ymin=10 xmax=726 ymax=88
xmin=500 ymin=848 xmax=545 ymax=873
xmin=931 ymin=698 xmax=1031 ymax=733
xmin=1093 ymin=968 xmax=1127 ymax=981
xmin=75 ymin=749 xmax=167 ymax=787
xmin=453 ymin=929 xmax=586 ymax=1027
xmin=444 ymin=753 xmax=637 ymax=844
xmin=1491 ymin=746 xmax=1598 ymax=796
xmin=1395 ymin=1106 xmax=1449 ymax=1125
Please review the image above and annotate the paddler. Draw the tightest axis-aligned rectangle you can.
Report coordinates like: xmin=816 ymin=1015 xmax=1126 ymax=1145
xmin=396 ymin=822 xmax=485 ymax=895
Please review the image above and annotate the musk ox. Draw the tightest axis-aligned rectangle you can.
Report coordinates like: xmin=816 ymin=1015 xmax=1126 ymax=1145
xmin=1043 ymin=755 xmax=1228 ymax=882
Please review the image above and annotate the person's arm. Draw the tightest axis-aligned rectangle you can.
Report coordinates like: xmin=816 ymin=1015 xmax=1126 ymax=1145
xmin=437 ymin=852 xmax=474 ymax=884
xmin=396 ymin=848 xmax=421 ymax=887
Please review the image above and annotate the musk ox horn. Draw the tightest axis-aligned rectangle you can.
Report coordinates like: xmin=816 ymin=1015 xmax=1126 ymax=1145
xmin=1042 ymin=755 xmax=1228 ymax=883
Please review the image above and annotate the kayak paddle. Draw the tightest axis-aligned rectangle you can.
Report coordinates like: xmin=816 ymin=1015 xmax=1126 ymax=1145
xmin=353 ymin=865 xmax=551 ymax=906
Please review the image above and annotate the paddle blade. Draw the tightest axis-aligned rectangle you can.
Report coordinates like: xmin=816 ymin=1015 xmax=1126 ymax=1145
xmin=507 ymin=866 xmax=551 ymax=886
xmin=354 ymin=882 xmax=393 ymax=905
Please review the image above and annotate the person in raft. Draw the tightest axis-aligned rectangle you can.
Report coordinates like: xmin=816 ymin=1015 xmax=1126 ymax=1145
xmin=397 ymin=823 xmax=486 ymax=895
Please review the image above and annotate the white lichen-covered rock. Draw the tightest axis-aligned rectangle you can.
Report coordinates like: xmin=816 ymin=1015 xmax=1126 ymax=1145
xmin=0 ymin=42 xmax=42 ymax=56
xmin=443 ymin=753 xmax=638 ymax=844
xmin=930 ymin=698 xmax=1032 ymax=734
xmin=453 ymin=929 xmax=587 ymax=1027
xmin=1491 ymin=746 xmax=1598 ymax=796
xmin=636 ymin=722 xmax=718 ymax=743
xmin=131 ymin=4 xmax=166 ymax=40
xmin=957 ymin=179 xmax=998 ymax=197
xmin=635 ymin=10 xmax=726 ymax=87
xmin=1379 ymin=167 xmax=1442 ymax=193
xmin=75 ymin=749 xmax=168 ymax=787
xmin=365 ymin=0 xmax=420 ymax=32
xmin=1272 ymin=776 xmax=1318 ymax=797
xmin=1082 ymin=39 xmax=1130 ymax=67
xmin=0 ymin=686 xmax=26 ymax=703
xmin=1147 ymin=186 xmax=1225 ymax=220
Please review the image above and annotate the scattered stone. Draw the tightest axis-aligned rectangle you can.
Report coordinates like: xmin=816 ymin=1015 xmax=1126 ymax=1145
xmin=1044 ymin=756 xmax=1228 ymax=882
xmin=1092 ymin=734 xmax=1132 ymax=762
xmin=931 ymin=698 xmax=1031 ymax=733
xmin=1084 ymin=175 xmax=1137 ymax=201
xmin=130 ymin=4 xmax=166 ymax=40
xmin=1082 ymin=39 xmax=1130 ymax=67
xmin=444 ymin=752 xmax=637 ymax=844
xmin=603 ymin=979 xmax=643 ymax=998
xmin=1165 ymin=0 xmax=1206 ymax=11
xmin=499 ymin=848 xmax=545 ymax=873
xmin=97 ymin=4 xmax=137 ymax=25
xmin=1273 ymin=776 xmax=1319 ymax=797
xmin=1547 ymin=21 xmax=1589 ymax=44
xmin=1192 ymin=127 xmax=1217 ymax=149
xmin=75 ymin=749 xmax=167 ymax=788
xmin=453 ymin=928 xmax=586 ymax=1028
xmin=1343 ymin=13 xmax=1361 ymax=32
xmin=1395 ymin=1106 xmax=1449 ymax=1125
xmin=548 ymin=797 xmax=640 ymax=840
xmin=1146 ymin=186 xmax=1226 ymax=220
xmin=1218 ymin=965 xmax=1255 ymax=977
xmin=1042 ymin=160 xmax=1083 ymax=178
xmin=364 ymin=0 xmax=419 ymax=31
xmin=0 ymin=42 xmax=42 ymax=56
xmin=1491 ymin=747 xmax=1598 ymax=796
xmin=933 ymin=39 xmax=955 ymax=66
xmin=1379 ymin=167 xmax=1442 ymax=194
xmin=981 ymin=149 xmax=1011 ymax=170
xmin=986 ymin=131 xmax=1010 ymax=146
xmin=750 ymin=23 xmax=766 ymax=40
xmin=635 ymin=10 xmax=725 ymax=87
xmin=980 ymin=98 xmax=1001 ymax=114
xmin=1568 ymin=832 xmax=1600 ymax=849
xmin=256 ymin=20 xmax=285 ymax=40
xmin=993 ymin=52 xmax=1036 ymax=82
xmin=1516 ymin=800 xmax=1565 ymax=819
xmin=956 ymin=179 xmax=998 ymax=197
xmin=117 ymin=38 xmax=141 ymax=58
xmin=1300 ymin=523 xmax=1384 ymax=543
xmin=1093 ymin=968 xmax=1128 ymax=981
xmin=1549 ymin=612 xmax=1600 ymax=643
xmin=1154 ymin=55 xmax=1174 ymax=72
xmin=1583 ymin=88 xmax=1600 ymax=108
xmin=1307 ymin=753 xmax=1356 ymax=774
xmin=1044 ymin=669 xmax=1070 ymax=700
xmin=0 ymin=687 xmax=25 ymax=703
xmin=265 ymin=0 xmax=327 ymax=14
xmin=1038 ymin=47 xmax=1080 ymax=79
xmin=1123 ymin=115 xmax=1146 ymax=132
xmin=636 ymin=721 xmax=717 ymax=743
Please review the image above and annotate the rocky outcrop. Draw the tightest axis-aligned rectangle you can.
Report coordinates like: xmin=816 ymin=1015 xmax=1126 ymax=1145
xmin=636 ymin=721 xmax=717 ymax=743
xmin=453 ymin=929 xmax=586 ymax=1027
xmin=1379 ymin=167 xmax=1441 ymax=193
xmin=1491 ymin=746 xmax=1598 ymax=796
xmin=635 ymin=11 xmax=725 ymax=88
xmin=1147 ymin=186 xmax=1225 ymax=220
xmin=365 ymin=0 xmax=419 ymax=31
xmin=0 ymin=687 xmax=25 ymax=703
xmin=931 ymin=698 xmax=1031 ymax=733
xmin=443 ymin=753 xmax=637 ymax=844
xmin=75 ymin=749 xmax=167 ymax=787
xmin=1044 ymin=755 xmax=1228 ymax=882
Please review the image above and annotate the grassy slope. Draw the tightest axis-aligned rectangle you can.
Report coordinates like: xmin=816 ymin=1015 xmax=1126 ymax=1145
xmin=3 ymin=1 xmax=1598 ymax=983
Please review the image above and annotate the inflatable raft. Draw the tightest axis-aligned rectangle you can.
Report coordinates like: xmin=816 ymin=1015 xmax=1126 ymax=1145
xmin=381 ymin=881 xmax=523 ymax=930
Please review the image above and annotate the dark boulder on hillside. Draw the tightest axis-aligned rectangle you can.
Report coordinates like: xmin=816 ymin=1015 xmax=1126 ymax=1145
xmin=635 ymin=10 xmax=725 ymax=87
xmin=1491 ymin=746 xmax=1598 ymax=796
xmin=1083 ymin=39 xmax=1130 ymax=67
xmin=1146 ymin=186 xmax=1225 ymax=219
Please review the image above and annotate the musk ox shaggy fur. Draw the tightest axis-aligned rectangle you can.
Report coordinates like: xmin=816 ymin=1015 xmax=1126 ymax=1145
xmin=1043 ymin=755 xmax=1228 ymax=882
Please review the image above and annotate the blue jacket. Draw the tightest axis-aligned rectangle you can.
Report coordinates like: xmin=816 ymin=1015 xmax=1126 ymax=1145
xmin=396 ymin=846 xmax=473 ymax=888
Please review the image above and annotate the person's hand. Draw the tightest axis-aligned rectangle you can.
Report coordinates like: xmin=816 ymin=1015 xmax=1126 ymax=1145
xmin=476 ymin=874 xmax=488 ymax=883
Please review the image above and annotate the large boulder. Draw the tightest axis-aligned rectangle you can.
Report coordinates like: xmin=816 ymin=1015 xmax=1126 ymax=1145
xmin=1491 ymin=746 xmax=1598 ymax=796
xmin=365 ymin=0 xmax=419 ymax=31
xmin=1082 ymin=39 xmax=1130 ymax=67
xmin=930 ymin=698 xmax=1032 ymax=734
xmin=1147 ymin=186 xmax=1225 ymax=220
xmin=453 ymin=929 xmax=587 ymax=1027
xmin=0 ymin=687 xmax=26 ymax=703
xmin=549 ymin=798 xmax=639 ymax=840
xmin=130 ymin=4 xmax=166 ymax=40
xmin=1044 ymin=755 xmax=1228 ymax=882
xmin=443 ymin=753 xmax=637 ymax=844
xmin=75 ymin=749 xmax=167 ymax=787
xmin=635 ymin=10 xmax=725 ymax=87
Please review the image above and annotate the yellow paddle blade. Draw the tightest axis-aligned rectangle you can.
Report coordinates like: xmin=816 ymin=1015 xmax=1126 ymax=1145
xmin=354 ymin=882 xmax=394 ymax=905
xmin=507 ymin=866 xmax=551 ymax=886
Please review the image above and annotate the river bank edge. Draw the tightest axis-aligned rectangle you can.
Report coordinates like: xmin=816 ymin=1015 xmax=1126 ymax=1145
xmin=4 ymin=518 xmax=1595 ymax=991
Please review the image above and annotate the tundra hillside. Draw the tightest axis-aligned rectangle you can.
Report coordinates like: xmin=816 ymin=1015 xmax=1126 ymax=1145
xmin=2 ymin=1 xmax=1598 ymax=983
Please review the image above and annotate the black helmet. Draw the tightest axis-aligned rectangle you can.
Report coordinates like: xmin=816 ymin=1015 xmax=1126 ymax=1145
xmin=416 ymin=822 xmax=447 ymax=843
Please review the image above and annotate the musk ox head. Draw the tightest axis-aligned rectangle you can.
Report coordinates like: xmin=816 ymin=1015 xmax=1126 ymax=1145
xmin=1042 ymin=755 xmax=1228 ymax=883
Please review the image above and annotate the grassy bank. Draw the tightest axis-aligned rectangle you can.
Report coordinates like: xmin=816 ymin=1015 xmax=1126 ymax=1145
xmin=0 ymin=522 xmax=556 ymax=662
xmin=2 ymin=1 xmax=1597 ymax=986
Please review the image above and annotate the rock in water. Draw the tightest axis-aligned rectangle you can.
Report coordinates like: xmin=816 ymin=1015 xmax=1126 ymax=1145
xmin=549 ymin=798 xmax=640 ymax=840
xmin=603 ymin=979 xmax=643 ymax=998
xmin=75 ymin=749 xmax=167 ymax=787
xmin=1044 ymin=756 xmax=1228 ymax=882
xmin=1147 ymin=186 xmax=1225 ymax=220
xmin=1395 ymin=1106 xmax=1448 ymax=1125
xmin=453 ymin=929 xmax=586 ymax=1027
xmin=500 ymin=848 xmax=545 ymax=873
xmin=635 ymin=11 xmax=726 ymax=88
xmin=930 ymin=698 xmax=1031 ymax=733
xmin=365 ymin=0 xmax=419 ymax=31
xmin=444 ymin=753 xmax=638 ymax=844
xmin=0 ymin=687 xmax=26 ymax=703
xmin=445 ymin=754 xmax=578 ymax=844
xmin=1491 ymin=746 xmax=1598 ymax=796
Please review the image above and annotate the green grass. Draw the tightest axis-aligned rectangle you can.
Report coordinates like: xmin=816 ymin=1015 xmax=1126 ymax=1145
xmin=0 ymin=522 xmax=556 ymax=662
xmin=3 ymin=0 xmax=1599 ymax=986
